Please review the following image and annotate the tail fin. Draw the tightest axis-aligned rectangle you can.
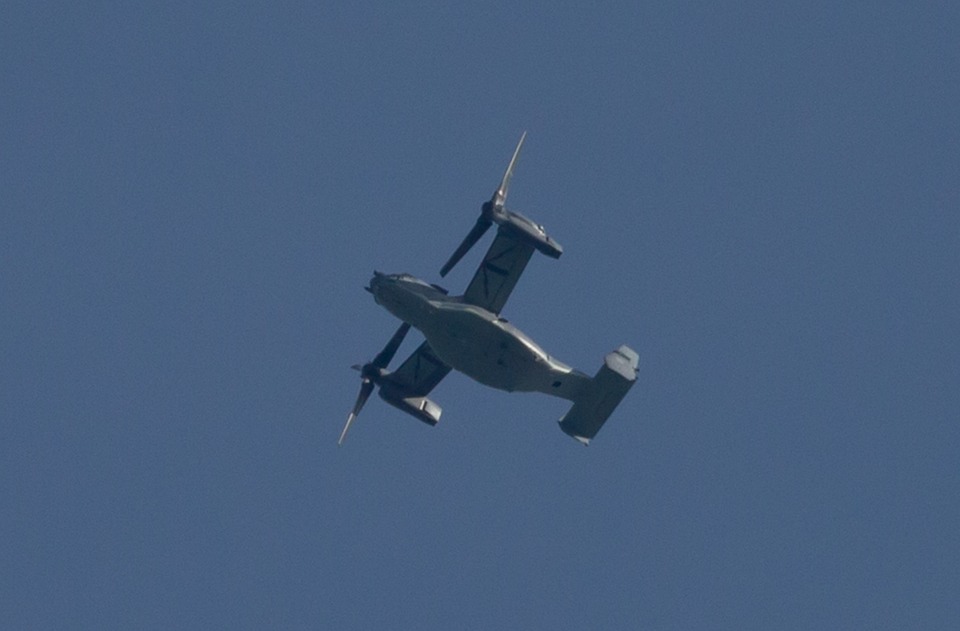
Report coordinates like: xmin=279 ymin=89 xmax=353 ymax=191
xmin=558 ymin=346 xmax=639 ymax=445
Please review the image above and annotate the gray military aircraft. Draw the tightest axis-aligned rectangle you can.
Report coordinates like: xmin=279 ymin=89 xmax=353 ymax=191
xmin=340 ymin=133 xmax=638 ymax=445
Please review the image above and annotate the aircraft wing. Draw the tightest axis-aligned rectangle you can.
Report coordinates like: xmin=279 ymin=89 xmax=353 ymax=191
xmin=385 ymin=340 xmax=451 ymax=397
xmin=461 ymin=226 xmax=536 ymax=315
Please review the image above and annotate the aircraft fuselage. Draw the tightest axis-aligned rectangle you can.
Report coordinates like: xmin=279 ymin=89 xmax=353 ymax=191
xmin=369 ymin=272 xmax=588 ymax=400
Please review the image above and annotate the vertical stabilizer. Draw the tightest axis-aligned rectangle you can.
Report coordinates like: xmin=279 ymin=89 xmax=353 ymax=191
xmin=558 ymin=346 xmax=639 ymax=445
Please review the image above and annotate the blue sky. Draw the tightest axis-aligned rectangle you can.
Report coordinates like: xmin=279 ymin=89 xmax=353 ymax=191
xmin=3 ymin=2 xmax=958 ymax=628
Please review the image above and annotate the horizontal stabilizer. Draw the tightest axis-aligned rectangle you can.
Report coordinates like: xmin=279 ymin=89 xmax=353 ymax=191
xmin=559 ymin=346 xmax=639 ymax=445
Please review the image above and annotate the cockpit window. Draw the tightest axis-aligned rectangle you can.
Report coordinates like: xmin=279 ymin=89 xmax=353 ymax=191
xmin=392 ymin=273 xmax=431 ymax=287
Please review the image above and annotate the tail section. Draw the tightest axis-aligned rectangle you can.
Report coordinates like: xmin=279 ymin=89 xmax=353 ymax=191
xmin=559 ymin=346 xmax=639 ymax=445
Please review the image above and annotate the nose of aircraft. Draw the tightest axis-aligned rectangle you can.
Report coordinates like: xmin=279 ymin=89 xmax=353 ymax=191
xmin=365 ymin=270 xmax=386 ymax=294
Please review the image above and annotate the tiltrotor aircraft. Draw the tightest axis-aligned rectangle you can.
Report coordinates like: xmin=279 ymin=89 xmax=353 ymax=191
xmin=340 ymin=133 xmax=638 ymax=446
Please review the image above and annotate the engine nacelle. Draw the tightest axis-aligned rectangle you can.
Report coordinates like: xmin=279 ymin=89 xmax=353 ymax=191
xmin=488 ymin=203 xmax=563 ymax=259
xmin=378 ymin=385 xmax=442 ymax=426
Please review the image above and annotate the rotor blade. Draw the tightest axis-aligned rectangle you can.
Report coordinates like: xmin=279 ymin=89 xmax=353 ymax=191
xmin=493 ymin=131 xmax=526 ymax=208
xmin=372 ymin=322 xmax=411 ymax=368
xmin=439 ymin=216 xmax=492 ymax=277
xmin=339 ymin=379 xmax=374 ymax=445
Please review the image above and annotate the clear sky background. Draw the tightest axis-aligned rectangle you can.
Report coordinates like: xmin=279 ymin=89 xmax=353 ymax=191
xmin=3 ymin=2 xmax=958 ymax=629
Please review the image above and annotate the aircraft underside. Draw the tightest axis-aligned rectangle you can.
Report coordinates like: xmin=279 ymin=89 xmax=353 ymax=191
xmin=416 ymin=302 xmax=591 ymax=401
xmin=340 ymin=133 xmax=637 ymax=446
